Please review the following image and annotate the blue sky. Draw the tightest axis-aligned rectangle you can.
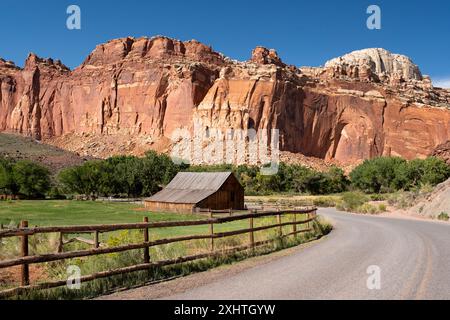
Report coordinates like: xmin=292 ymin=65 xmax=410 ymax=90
xmin=1 ymin=0 xmax=449 ymax=86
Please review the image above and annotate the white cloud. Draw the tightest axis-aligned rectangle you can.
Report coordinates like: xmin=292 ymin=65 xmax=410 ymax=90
xmin=433 ymin=77 xmax=450 ymax=89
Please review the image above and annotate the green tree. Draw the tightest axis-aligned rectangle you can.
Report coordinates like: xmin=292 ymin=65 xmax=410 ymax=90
xmin=350 ymin=157 xmax=407 ymax=193
xmin=324 ymin=167 xmax=349 ymax=194
xmin=0 ymin=157 xmax=18 ymax=195
xmin=100 ymin=156 xmax=144 ymax=197
xmin=58 ymin=161 xmax=104 ymax=198
xmin=350 ymin=156 xmax=450 ymax=193
xmin=418 ymin=157 xmax=450 ymax=186
xmin=141 ymin=151 xmax=182 ymax=196
xmin=12 ymin=160 xmax=51 ymax=198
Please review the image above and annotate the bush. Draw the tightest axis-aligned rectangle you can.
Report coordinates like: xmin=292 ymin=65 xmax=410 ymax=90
xmin=314 ymin=216 xmax=333 ymax=235
xmin=378 ymin=203 xmax=387 ymax=212
xmin=369 ymin=194 xmax=389 ymax=201
xmin=312 ymin=196 xmax=338 ymax=208
xmin=387 ymin=192 xmax=415 ymax=209
xmin=357 ymin=203 xmax=380 ymax=215
xmin=337 ymin=191 xmax=370 ymax=211
xmin=437 ymin=212 xmax=449 ymax=221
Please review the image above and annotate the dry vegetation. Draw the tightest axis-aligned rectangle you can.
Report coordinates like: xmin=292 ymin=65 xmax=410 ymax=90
xmin=0 ymin=133 xmax=91 ymax=173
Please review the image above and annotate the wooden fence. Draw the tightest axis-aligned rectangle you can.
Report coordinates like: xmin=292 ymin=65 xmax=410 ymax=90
xmin=0 ymin=208 xmax=317 ymax=298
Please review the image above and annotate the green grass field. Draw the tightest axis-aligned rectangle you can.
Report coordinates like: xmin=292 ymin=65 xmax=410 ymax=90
xmin=0 ymin=200 xmax=193 ymax=226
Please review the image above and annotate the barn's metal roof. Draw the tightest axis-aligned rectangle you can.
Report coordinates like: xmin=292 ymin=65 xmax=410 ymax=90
xmin=146 ymin=172 xmax=234 ymax=204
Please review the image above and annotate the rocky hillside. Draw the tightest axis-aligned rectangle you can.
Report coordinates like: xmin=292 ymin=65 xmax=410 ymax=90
xmin=411 ymin=178 xmax=450 ymax=219
xmin=0 ymin=133 xmax=90 ymax=173
xmin=1 ymin=36 xmax=449 ymax=165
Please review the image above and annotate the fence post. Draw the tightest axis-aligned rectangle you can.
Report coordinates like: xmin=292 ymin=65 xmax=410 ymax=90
xmin=249 ymin=210 xmax=255 ymax=251
xmin=277 ymin=210 xmax=282 ymax=238
xmin=229 ymin=208 xmax=232 ymax=217
xmin=94 ymin=231 xmax=99 ymax=249
xmin=57 ymin=232 xmax=64 ymax=253
xmin=209 ymin=210 xmax=214 ymax=252
xmin=143 ymin=217 xmax=150 ymax=264
xmin=293 ymin=212 xmax=297 ymax=238
xmin=307 ymin=211 xmax=312 ymax=230
xmin=20 ymin=220 xmax=30 ymax=286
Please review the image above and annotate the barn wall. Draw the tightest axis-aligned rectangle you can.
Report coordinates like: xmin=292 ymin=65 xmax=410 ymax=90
xmin=144 ymin=201 xmax=195 ymax=213
xmin=197 ymin=175 xmax=245 ymax=210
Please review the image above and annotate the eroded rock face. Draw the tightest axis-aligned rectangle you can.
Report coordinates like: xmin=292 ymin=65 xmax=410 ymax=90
xmin=432 ymin=141 xmax=450 ymax=164
xmin=1 ymin=36 xmax=450 ymax=165
xmin=324 ymin=48 xmax=423 ymax=84
xmin=250 ymin=47 xmax=285 ymax=67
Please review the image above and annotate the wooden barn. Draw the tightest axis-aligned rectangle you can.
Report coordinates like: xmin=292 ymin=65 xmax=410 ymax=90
xmin=144 ymin=172 xmax=245 ymax=213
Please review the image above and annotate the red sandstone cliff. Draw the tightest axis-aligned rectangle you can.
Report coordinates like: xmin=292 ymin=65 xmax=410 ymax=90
xmin=1 ymin=36 xmax=449 ymax=165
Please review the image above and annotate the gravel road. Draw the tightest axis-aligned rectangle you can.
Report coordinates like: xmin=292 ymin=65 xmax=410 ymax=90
xmin=100 ymin=209 xmax=450 ymax=300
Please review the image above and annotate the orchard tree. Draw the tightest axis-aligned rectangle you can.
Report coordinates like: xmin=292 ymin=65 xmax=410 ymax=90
xmin=0 ymin=157 xmax=18 ymax=195
xmin=12 ymin=160 xmax=51 ymax=198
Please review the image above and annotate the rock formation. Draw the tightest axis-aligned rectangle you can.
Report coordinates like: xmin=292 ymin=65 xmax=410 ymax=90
xmin=411 ymin=178 xmax=450 ymax=218
xmin=1 ymin=36 xmax=450 ymax=165
xmin=324 ymin=48 xmax=423 ymax=83
xmin=431 ymin=141 xmax=450 ymax=165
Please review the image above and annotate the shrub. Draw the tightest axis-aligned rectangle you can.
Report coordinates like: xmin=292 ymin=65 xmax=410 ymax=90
xmin=437 ymin=212 xmax=449 ymax=221
xmin=314 ymin=216 xmax=333 ymax=235
xmin=312 ymin=196 xmax=338 ymax=208
xmin=387 ymin=192 xmax=416 ymax=209
xmin=357 ymin=203 xmax=380 ymax=215
xmin=370 ymin=194 xmax=389 ymax=201
xmin=338 ymin=191 xmax=370 ymax=211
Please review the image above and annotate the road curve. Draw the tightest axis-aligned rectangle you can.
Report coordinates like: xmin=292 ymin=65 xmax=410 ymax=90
xmin=160 ymin=209 xmax=450 ymax=300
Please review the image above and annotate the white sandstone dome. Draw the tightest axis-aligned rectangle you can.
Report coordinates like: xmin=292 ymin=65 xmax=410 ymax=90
xmin=325 ymin=48 xmax=422 ymax=81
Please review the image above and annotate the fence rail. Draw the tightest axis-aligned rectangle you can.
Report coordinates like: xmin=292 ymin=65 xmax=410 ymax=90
xmin=0 ymin=207 xmax=317 ymax=298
